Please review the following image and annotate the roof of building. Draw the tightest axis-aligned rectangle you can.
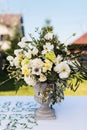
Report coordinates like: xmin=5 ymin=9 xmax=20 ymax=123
xmin=0 ymin=14 xmax=23 ymax=27
xmin=71 ymin=32 xmax=87 ymax=45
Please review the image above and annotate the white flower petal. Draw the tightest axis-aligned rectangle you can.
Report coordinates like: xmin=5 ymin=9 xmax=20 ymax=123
xmin=55 ymin=55 xmax=63 ymax=64
xmin=59 ymin=72 xmax=69 ymax=79
xmin=7 ymin=56 xmax=14 ymax=66
xmin=44 ymin=32 xmax=53 ymax=40
xmin=42 ymin=42 xmax=54 ymax=54
xmin=54 ymin=61 xmax=71 ymax=79
xmin=32 ymin=67 xmax=41 ymax=75
xmin=21 ymin=37 xmax=28 ymax=42
xmin=39 ymin=74 xmax=47 ymax=82
xmin=7 ymin=56 xmax=13 ymax=61
xmin=24 ymin=76 xmax=36 ymax=86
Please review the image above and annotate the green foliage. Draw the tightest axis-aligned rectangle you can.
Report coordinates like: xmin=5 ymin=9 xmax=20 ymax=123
xmin=14 ymin=78 xmax=27 ymax=92
xmin=0 ymin=72 xmax=16 ymax=91
xmin=5 ymin=25 xmax=23 ymax=56
xmin=0 ymin=25 xmax=24 ymax=91
xmin=1 ymin=22 xmax=87 ymax=106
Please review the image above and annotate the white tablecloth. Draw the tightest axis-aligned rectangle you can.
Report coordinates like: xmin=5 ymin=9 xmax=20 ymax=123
xmin=0 ymin=96 xmax=87 ymax=130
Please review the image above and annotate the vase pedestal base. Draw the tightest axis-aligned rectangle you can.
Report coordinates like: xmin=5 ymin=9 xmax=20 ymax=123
xmin=35 ymin=106 xmax=56 ymax=120
xmin=34 ymin=83 xmax=56 ymax=120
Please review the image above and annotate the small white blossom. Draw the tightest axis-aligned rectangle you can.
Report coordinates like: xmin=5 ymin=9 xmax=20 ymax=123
xmin=14 ymin=49 xmax=23 ymax=56
xmin=55 ymin=55 xmax=63 ymax=65
xmin=44 ymin=32 xmax=53 ymax=40
xmin=7 ymin=56 xmax=14 ymax=66
xmin=42 ymin=42 xmax=54 ymax=54
xmin=13 ymin=57 xmax=21 ymax=68
xmin=18 ymin=37 xmax=28 ymax=48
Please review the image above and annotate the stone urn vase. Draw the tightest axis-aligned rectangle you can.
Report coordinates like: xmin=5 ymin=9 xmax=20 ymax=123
xmin=34 ymin=82 xmax=56 ymax=120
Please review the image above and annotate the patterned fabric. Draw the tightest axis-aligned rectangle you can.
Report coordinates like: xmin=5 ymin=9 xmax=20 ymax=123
xmin=0 ymin=100 xmax=38 ymax=130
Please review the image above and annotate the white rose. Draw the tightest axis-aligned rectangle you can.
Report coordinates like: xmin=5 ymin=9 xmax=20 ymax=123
xmin=24 ymin=76 xmax=36 ymax=86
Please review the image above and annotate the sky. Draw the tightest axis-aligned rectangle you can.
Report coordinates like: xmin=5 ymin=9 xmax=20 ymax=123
xmin=0 ymin=0 xmax=87 ymax=45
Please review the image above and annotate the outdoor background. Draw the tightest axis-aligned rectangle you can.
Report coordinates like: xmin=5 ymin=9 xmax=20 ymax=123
xmin=0 ymin=0 xmax=87 ymax=43
xmin=0 ymin=0 xmax=87 ymax=95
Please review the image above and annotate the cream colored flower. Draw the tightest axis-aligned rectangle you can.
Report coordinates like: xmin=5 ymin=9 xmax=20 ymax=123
xmin=31 ymin=58 xmax=43 ymax=68
xmin=22 ymin=66 xmax=31 ymax=76
xmin=39 ymin=73 xmax=47 ymax=82
xmin=24 ymin=76 xmax=36 ymax=86
xmin=43 ymin=59 xmax=53 ymax=72
xmin=44 ymin=32 xmax=53 ymax=40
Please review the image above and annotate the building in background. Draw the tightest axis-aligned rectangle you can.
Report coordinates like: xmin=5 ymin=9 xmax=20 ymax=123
xmin=68 ymin=32 xmax=87 ymax=66
xmin=0 ymin=14 xmax=24 ymax=50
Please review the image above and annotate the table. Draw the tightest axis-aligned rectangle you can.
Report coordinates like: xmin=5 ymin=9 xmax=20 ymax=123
xmin=0 ymin=96 xmax=87 ymax=130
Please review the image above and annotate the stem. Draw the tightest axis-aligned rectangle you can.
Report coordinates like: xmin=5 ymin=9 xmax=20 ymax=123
xmin=0 ymin=78 xmax=13 ymax=87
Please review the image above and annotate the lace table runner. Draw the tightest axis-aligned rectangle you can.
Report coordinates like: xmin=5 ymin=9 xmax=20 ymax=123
xmin=0 ymin=99 xmax=38 ymax=130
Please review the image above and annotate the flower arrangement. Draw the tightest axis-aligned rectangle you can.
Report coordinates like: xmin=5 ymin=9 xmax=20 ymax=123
xmin=6 ymin=24 xmax=86 ymax=106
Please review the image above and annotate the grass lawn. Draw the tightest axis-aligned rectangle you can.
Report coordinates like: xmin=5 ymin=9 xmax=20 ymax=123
xmin=0 ymin=85 xmax=34 ymax=96
xmin=0 ymin=81 xmax=87 ymax=96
